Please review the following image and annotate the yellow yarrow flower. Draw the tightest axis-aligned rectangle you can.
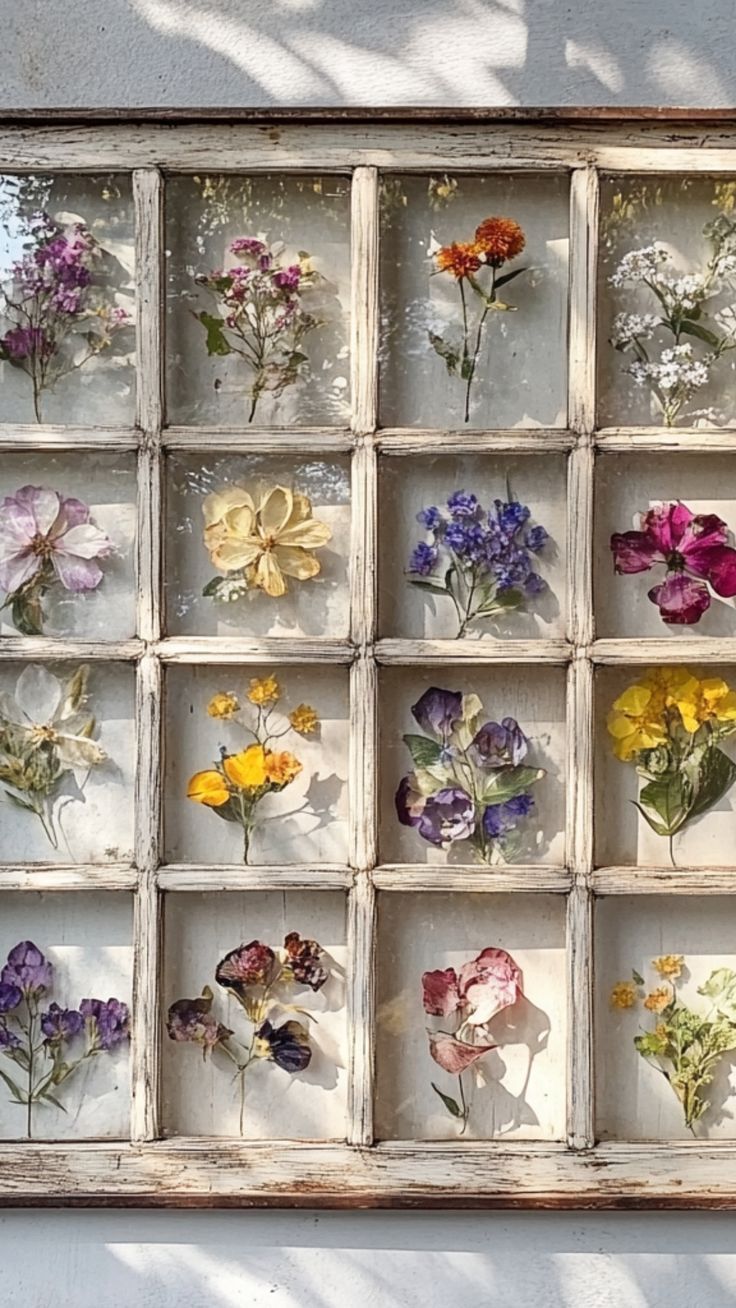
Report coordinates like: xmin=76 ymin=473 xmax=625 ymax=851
xmin=223 ymin=745 xmax=269 ymax=791
xmin=247 ymin=675 xmax=280 ymax=706
xmin=652 ymin=954 xmax=684 ymax=980
xmin=288 ymin=703 xmax=319 ymax=736
xmin=610 ymin=981 xmax=637 ymax=1009
xmin=644 ymin=987 xmax=670 ymax=1013
xmin=187 ymin=769 xmax=230 ymax=807
xmin=207 ymin=691 xmax=240 ymax=720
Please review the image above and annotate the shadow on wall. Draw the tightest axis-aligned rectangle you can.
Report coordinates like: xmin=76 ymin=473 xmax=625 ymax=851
xmin=4 ymin=0 xmax=736 ymax=108
xmin=3 ymin=1209 xmax=736 ymax=1306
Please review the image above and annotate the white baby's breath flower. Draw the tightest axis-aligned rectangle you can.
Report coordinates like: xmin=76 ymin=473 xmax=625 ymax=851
xmin=609 ymin=245 xmax=668 ymax=287
xmin=611 ymin=311 xmax=660 ymax=346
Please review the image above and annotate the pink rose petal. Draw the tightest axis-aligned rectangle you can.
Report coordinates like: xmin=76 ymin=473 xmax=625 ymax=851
xmin=458 ymin=947 xmax=523 ymax=1027
xmin=648 ymin=573 xmax=711 ymax=625
xmin=610 ymin=530 xmax=661 ymax=574
xmin=51 ymin=552 xmax=104 ymax=592
xmin=428 ymin=1032 xmax=496 ymax=1074
xmin=695 ymin=546 xmax=736 ymax=598
xmin=422 ymin=968 xmax=461 ymax=1017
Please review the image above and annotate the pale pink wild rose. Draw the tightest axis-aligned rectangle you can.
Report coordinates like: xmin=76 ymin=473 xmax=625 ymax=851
xmin=0 ymin=485 xmax=112 ymax=595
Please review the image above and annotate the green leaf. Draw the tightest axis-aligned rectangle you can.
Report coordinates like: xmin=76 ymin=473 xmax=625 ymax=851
xmin=689 ymin=747 xmax=736 ymax=821
xmin=38 ymin=1090 xmax=67 ymax=1112
xmin=197 ymin=311 xmax=232 ymax=357
xmin=2 ymin=791 xmax=38 ymax=816
xmin=480 ymin=765 xmax=545 ymax=805
xmin=494 ymin=266 xmax=527 ymax=289
xmin=11 ymin=591 xmax=43 ymax=636
xmin=408 ymin=578 xmax=449 ymax=597
xmin=632 ymin=969 xmax=645 ymax=987
xmin=431 ymin=1082 xmax=462 ymax=1118
xmin=402 ymin=734 xmax=442 ymax=769
xmin=635 ymin=772 xmax=692 ymax=838
xmin=459 ymin=357 xmax=475 ymax=381
xmin=0 ymin=1066 xmax=27 ymax=1103
xmin=475 ymin=588 xmax=523 ymax=615
xmin=678 ymin=319 xmax=721 ymax=348
xmin=699 ymin=967 xmax=736 ymax=1000
xmin=428 ymin=332 xmax=459 ymax=375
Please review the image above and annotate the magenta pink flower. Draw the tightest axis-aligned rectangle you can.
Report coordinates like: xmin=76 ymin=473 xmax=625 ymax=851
xmin=0 ymin=485 xmax=112 ymax=596
xmin=422 ymin=947 xmax=523 ymax=1027
xmin=611 ymin=502 xmax=736 ymax=625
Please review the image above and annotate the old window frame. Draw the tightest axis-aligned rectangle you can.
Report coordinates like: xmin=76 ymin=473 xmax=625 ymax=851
xmin=2 ymin=109 xmax=736 ymax=1207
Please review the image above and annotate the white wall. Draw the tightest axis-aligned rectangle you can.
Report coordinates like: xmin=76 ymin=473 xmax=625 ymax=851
xmin=3 ymin=3 xmax=736 ymax=1305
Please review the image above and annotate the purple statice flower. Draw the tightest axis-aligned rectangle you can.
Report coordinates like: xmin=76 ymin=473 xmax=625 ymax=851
xmin=494 ymin=499 xmax=530 ymax=535
xmin=417 ymin=505 xmax=443 ymax=531
xmin=411 ymin=687 xmax=463 ymax=740
xmin=1 ymin=325 xmax=53 ymax=362
xmin=167 ymin=994 xmax=232 ymax=1053
xmin=409 ymin=541 xmax=439 ymax=576
xmin=40 ymin=1003 xmax=84 ymax=1044
xmin=1 ymin=941 xmax=52 ymax=996
xmin=469 ymin=717 xmax=529 ymax=769
xmin=0 ymin=1024 xmax=21 ymax=1051
xmin=0 ymin=982 xmax=21 ymax=1014
xmin=0 ymin=484 xmax=112 ymax=598
xmin=80 ymin=997 xmax=130 ymax=1050
xmin=283 ymin=932 xmax=328 ymax=991
xmin=525 ymin=525 xmax=549 ymax=553
xmin=254 ymin=1018 xmax=312 ymax=1073
xmin=482 ymin=792 xmax=535 ymax=839
xmin=447 ymin=490 xmax=480 ymax=520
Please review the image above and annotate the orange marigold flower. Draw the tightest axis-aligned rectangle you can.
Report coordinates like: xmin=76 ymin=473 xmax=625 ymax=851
xmin=435 ymin=241 xmax=482 ymax=279
xmin=644 ymin=987 xmax=670 ymax=1013
xmin=264 ymin=750 xmax=302 ymax=786
xmin=474 ymin=216 xmax=525 ymax=266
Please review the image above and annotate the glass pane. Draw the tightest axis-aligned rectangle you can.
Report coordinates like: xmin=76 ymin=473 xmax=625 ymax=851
xmin=595 ymin=664 xmax=736 ymax=868
xmin=163 ymin=665 xmax=350 ymax=865
xmin=0 ymin=451 xmax=137 ymax=639
xmin=379 ymin=452 xmax=567 ymax=639
xmin=164 ymin=452 xmax=351 ymax=637
xmin=0 ymin=174 xmax=135 ymax=424
xmin=595 ymin=452 xmax=736 ymax=638
xmin=375 ymin=892 xmax=566 ymax=1141
xmin=162 ymin=891 xmax=347 ymax=1139
xmin=598 ymin=175 xmax=736 ymax=428
xmin=0 ymin=661 xmax=136 ymax=865
xmin=596 ymin=896 xmax=736 ymax=1141
xmin=379 ymin=666 xmax=566 ymax=865
xmin=379 ymin=172 xmax=569 ymax=429
xmin=0 ymin=891 xmax=132 ymax=1140
xmin=165 ymin=174 xmax=351 ymax=426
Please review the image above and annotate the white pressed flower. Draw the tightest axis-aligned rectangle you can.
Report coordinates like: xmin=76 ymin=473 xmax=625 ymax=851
xmin=610 ymin=311 xmax=660 ymax=346
xmin=0 ymin=664 xmax=106 ymax=771
xmin=609 ymin=244 xmax=668 ymax=287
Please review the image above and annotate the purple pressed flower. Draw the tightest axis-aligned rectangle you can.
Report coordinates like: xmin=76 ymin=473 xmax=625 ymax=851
xmin=229 ymin=237 xmax=267 ymax=257
xmin=409 ymin=541 xmax=439 ymax=576
xmin=272 ymin=265 xmax=302 ymax=291
xmin=411 ymin=687 xmax=463 ymax=740
xmin=1 ymin=941 xmax=52 ymax=995
xmin=283 ymin=932 xmax=328 ymax=991
xmin=417 ymin=506 xmax=443 ymax=531
xmin=0 ymin=485 xmax=112 ymax=597
xmin=0 ymin=1024 xmax=21 ymax=1051
xmin=414 ymin=786 xmax=476 ymax=846
xmin=611 ymin=502 xmax=736 ymax=627
xmin=1 ymin=325 xmax=53 ymax=362
xmin=167 ymin=993 xmax=232 ymax=1052
xmin=524 ymin=571 xmax=546 ymax=596
xmin=0 ymin=982 xmax=21 ymax=1014
xmin=254 ymin=1018 xmax=311 ymax=1073
xmin=525 ymin=525 xmax=549 ymax=553
xmin=395 ymin=774 xmax=426 ymax=829
xmin=216 ymin=941 xmax=276 ymax=993
xmin=483 ymin=792 xmax=534 ymax=839
xmin=80 ymin=997 xmax=130 ymax=1050
xmin=470 ymin=717 xmax=528 ymax=769
xmin=40 ymin=1002 xmax=84 ymax=1044
xmin=495 ymin=499 xmax=530 ymax=534
xmin=447 ymin=490 xmax=480 ymax=520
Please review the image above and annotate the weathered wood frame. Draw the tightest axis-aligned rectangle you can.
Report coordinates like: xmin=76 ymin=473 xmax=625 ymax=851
xmin=3 ymin=112 xmax=736 ymax=1208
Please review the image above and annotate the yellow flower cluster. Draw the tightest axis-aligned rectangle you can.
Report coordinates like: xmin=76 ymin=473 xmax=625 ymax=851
xmin=607 ymin=666 xmax=736 ymax=760
xmin=188 ymin=744 xmax=303 ymax=809
xmin=643 ymin=987 xmax=670 ymax=1013
xmin=247 ymin=675 xmax=279 ymax=706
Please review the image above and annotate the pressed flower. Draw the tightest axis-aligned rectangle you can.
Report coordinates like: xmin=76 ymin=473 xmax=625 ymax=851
xmin=79 ymin=998 xmax=130 ymax=1050
xmin=264 ymin=750 xmax=302 ymax=787
xmin=606 ymin=682 xmax=668 ymax=761
xmin=644 ymin=987 xmax=671 ymax=1013
xmin=0 ymin=664 xmax=107 ymax=772
xmin=474 ymin=216 xmax=526 ymax=265
xmin=223 ymin=745 xmax=269 ymax=791
xmin=187 ymin=769 xmax=230 ymax=807
xmin=203 ymin=485 xmax=331 ymax=599
xmin=610 ymin=981 xmax=637 ymax=1009
xmin=283 ymin=932 xmax=328 ymax=991
xmin=216 ymin=941 xmax=276 ymax=991
xmin=167 ymin=991 xmax=231 ymax=1053
xmin=40 ymin=1003 xmax=84 ymax=1044
xmin=672 ymin=676 xmax=736 ymax=733
xmin=428 ymin=1031 xmax=497 ymax=1074
xmin=652 ymin=954 xmax=684 ymax=980
xmin=288 ymin=703 xmax=318 ymax=735
xmin=207 ymin=691 xmax=240 ymax=720
xmin=247 ymin=674 xmax=280 ymax=706
xmin=457 ymin=947 xmax=523 ymax=1026
xmin=434 ymin=241 xmax=481 ymax=279
xmin=411 ymin=686 xmax=464 ymax=741
xmin=0 ymin=484 xmax=112 ymax=603
xmin=422 ymin=967 xmax=461 ymax=1017
xmin=1 ymin=941 xmax=52 ymax=996
xmin=253 ymin=1018 xmax=312 ymax=1073
xmin=611 ymin=502 xmax=736 ymax=625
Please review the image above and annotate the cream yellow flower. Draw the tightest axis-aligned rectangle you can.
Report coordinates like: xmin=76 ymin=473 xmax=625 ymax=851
xmin=247 ymin=675 xmax=279 ymax=706
xmin=264 ymin=750 xmax=302 ymax=786
xmin=202 ymin=484 xmax=331 ymax=598
xmin=610 ymin=981 xmax=637 ymax=1009
xmin=223 ymin=745 xmax=268 ymax=791
xmin=652 ymin=954 xmax=684 ymax=980
xmin=607 ymin=681 xmax=668 ymax=761
xmin=288 ymin=703 xmax=319 ymax=735
xmin=187 ymin=769 xmax=230 ymax=807
xmin=207 ymin=691 xmax=240 ymax=720
xmin=644 ymin=987 xmax=670 ymax=1013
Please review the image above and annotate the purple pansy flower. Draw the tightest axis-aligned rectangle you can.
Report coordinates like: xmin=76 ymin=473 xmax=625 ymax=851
xmin=407 ymin=785 xmax=476 ymax=847
xmin=1 ymin=941 xmax=52 ymax=996
xmin=482 ymin=792 xmax=535 ymax=839
xmin=254 ymin=1018 xmax=312 ymax=1073
xmin=0 ymin=484 xmax=112 ymax=597
xmin=411 ymin=687 xmax=463 ymax=741
xmin=40 ymin=1002 xmax=84 ymax=1044
xmin=166 ymin=992 xmax=232 ymax=1054
xmin=469 ymin=717 xmax=528 ymax=769
xmin=80 ymin=997 xmax=130 ymax=1050
xmin=611 ymin=501 xmax=736 ymax=625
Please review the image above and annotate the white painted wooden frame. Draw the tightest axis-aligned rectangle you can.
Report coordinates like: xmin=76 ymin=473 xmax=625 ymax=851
xmin=3 ymin=113 xmax=736 ymax=1208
